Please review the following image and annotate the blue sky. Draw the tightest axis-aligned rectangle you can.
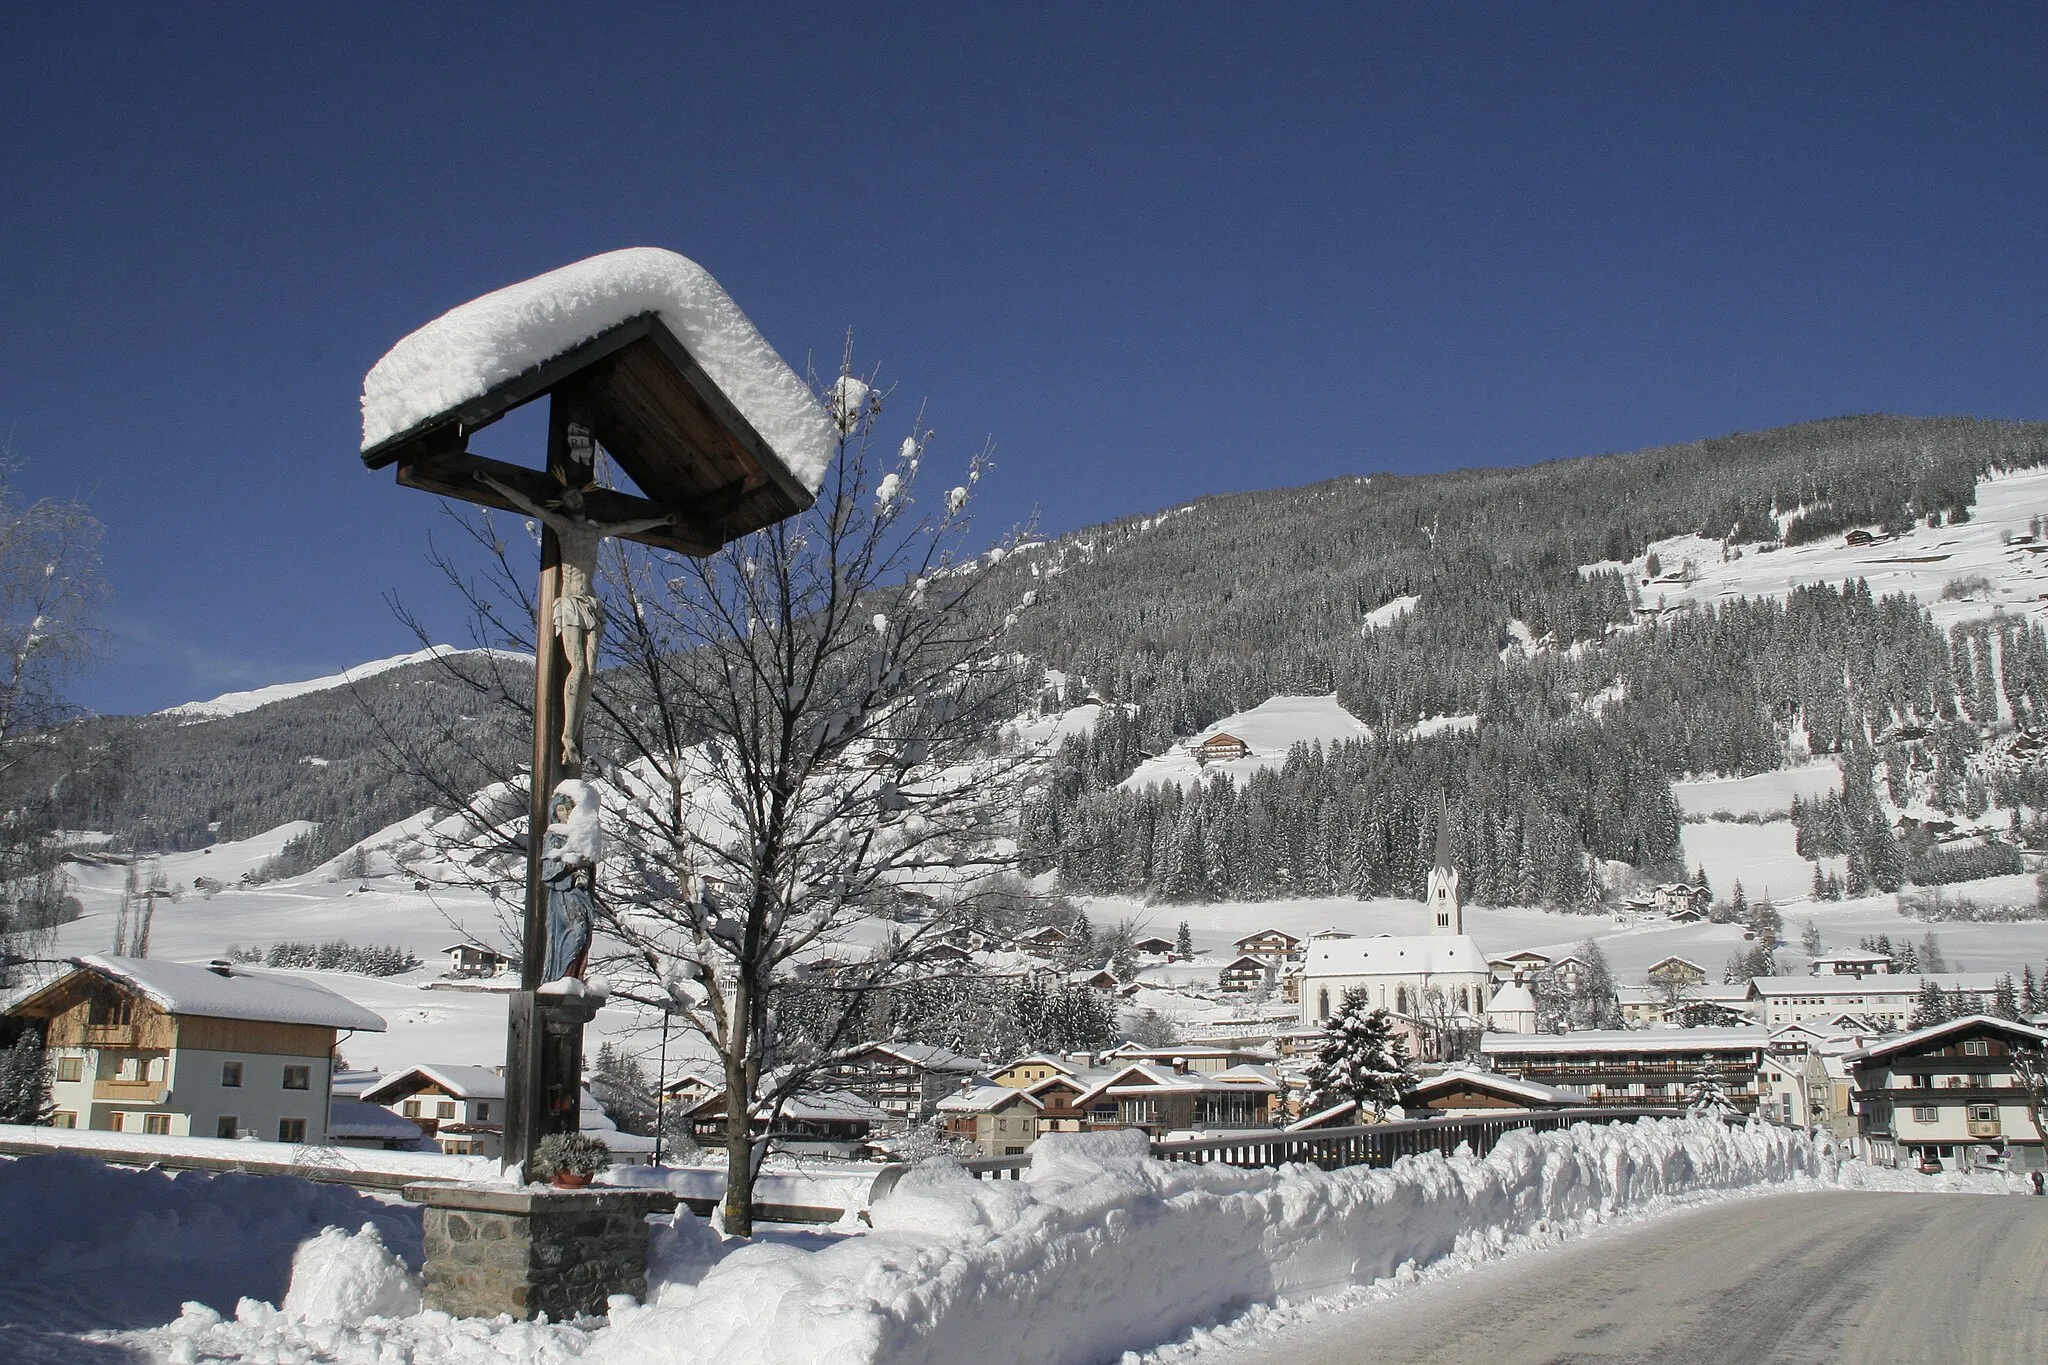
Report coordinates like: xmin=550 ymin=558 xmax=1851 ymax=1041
xmin=2 ymin=4 xmax=2044 ymax=715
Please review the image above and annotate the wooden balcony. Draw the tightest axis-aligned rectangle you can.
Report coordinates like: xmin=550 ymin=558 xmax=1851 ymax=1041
xmin=82 ymin=1025 xmax=140 ymax=1047
xmin=93 ymin=1079 xmax=168 ymax=1104
xmin=1968 ymin=1119 xmax=2002 ymax=1138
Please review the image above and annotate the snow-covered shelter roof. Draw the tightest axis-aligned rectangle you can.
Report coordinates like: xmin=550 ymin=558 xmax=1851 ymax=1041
xmin=360 ymin=248 xmax=835 ymax=550
xmin=1303 ymin=934 xmax=1486 ymax=976
xmin=32 ymin=956 xmax=386 ymax=1032
xmin=1842 ymin=1014 xmax=2048 ymax=1065
xmin=855 ymin=1041 xmax=986 ymax=1073
xmin=360 ymin=1064 xmax=506 ymax=1103
xmin=1748 ymin=972 xmax=2001 ymax=998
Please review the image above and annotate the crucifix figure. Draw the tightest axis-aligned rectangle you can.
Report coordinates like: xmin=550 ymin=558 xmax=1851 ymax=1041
xmin=476 ymin=442 xmax=676 ymax=769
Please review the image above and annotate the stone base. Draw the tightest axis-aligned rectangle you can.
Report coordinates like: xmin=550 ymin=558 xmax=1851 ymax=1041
xmin=405 ymin=1182 xmax=678 ymax=1321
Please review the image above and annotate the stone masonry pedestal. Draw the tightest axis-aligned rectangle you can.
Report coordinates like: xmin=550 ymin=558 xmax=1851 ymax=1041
xmin=405 ymin=1182 xmax=679 ymax=1321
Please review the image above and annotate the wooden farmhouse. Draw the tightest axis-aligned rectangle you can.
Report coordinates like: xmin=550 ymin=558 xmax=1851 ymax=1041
xmin=936 ymin=1083 xmax=1045 ymax=1156
xmin=1233 ymin=928 xmax=1303 ymax=963
xmin=1193 ymin=732 xmax=1251 ymax=763
xmin=1219 ymin=955 xmax=1274 ymax=993
xmin=818 ymin=1041 xmax=986 ymax=1126
xmin=1012 ymin=924 xmax=1075 ymax=958
xmin=440 ymin=943 xmax=513 ymax=979
xmin=1072 ymin=1060 xmax=1280 ymax=1135
xmin=7 ymin=955 xmax=385 ymax=1142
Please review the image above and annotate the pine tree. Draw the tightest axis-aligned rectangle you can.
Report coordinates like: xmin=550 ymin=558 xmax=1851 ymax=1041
xmin=1800 ymin=919 xmax=1823 ymax=958
xmin=1175 ymin=920 xmax=1193 ymax=959
xmin=2023 ymin=965 xmax=2039 ymax=1014
xmin=1993 ymin=975 xmax=2022 ymax=1021
xmin=1909 ymin=979 xmax=1950 ymax=1029
xmin=0 ymin=1033 xmax=53 ymax=1125
xmin=1304 ymin=992 xmax=1413 ymax=1120
xmin=1686 ymin=1061 xmax=1736 ymax=1120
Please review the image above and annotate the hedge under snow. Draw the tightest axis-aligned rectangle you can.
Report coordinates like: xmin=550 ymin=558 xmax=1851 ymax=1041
xmin=125 ymin=1115 xmax=1958 ymax=1365
xmin=360 ymin=247 xmax=838 ymax=495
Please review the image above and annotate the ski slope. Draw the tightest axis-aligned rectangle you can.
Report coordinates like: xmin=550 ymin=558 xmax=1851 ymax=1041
xmin=157 ymin=646 xmax=525 ymax=721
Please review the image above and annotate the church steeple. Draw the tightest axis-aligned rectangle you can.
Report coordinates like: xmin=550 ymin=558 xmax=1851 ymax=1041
xmin=1427 ymin=795 xmax=1461 ymax=935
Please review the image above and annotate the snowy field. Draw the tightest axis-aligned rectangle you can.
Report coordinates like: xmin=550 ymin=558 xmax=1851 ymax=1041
xmin=1672 ymin=761 xmax=1842 ymax=817
xmin=27 ymin=1117 xmax=2005 ymax=1365
xmin=1607 ymin=463 xmax=2048 ymax=632
xmin=1122 ymin=695 xmax=1371 ymax=791
xmin=47 ymin=828 xmax=709 ymax=1076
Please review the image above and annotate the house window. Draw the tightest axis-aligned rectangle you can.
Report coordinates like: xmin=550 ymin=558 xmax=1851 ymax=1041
xmin=221 ymin=1061 xmax=243 ymax=1088
xmin=143 ymin=1113 xmax=172 ymax=1135
xmin=278 ymin=1117 xmax=307 ymax=1143
xmin=1912 ymin=1106 xmax=1940 ymax=1124
xmin=56 ymin=1056 xmax=82 ymax=1083
xmin=437 ymin=1102 xmax=457 ymax=1121
xmin=115 ymin=1055 xmax=144 ymax=1081
xmin=88 ymin=993 xmax=133 ymax=1026
xmin=1969 ymin=1104 xmax=1998 ymax=1122
xmin=1962 ymin=1039 xmax=1989 ymax=1057
xmin=282 ymin=1065 xmax=311 ymax=1091
xmin=403 ymin=1100 xmax=421 ymax=1118
xmin=52 ymin=1112 xmax=76 ymax=1128
xmin=475 ymin=1102 xmax=490 ymax=1121
xmin=1318 ymin=989 xmax=1330 ymax=1020
xmin=217 ymin=1116 xmax=239 ymax=1139
xmin=107 ymin=1111 xmax=124 ymax=1132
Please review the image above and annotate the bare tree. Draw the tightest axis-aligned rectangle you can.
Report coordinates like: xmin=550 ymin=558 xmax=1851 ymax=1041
xmin=396 ymin=359 xmax=1039 ymax=1234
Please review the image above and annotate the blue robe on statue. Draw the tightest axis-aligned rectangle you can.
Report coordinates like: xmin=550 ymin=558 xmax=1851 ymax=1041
xmin=541 ymin=831 xmax=595 ymax=982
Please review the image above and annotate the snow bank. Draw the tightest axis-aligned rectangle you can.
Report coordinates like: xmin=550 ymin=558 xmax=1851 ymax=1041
xmin=599 ymin=1119 xmax=1818 ymax=1365
xmin=361 ymin=248 xmax=838 ymax=494
xmin=281 ymin=1224 xmax=423 ymax=1324
xmin=102 ymin=1121 xmax=2011 ymax=1365
xmin=0 ymin=1153 xmax=419 ymax=1336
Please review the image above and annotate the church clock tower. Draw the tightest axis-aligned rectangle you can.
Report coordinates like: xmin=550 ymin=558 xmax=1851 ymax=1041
xmin=1426 ymin=798 xmax=1461 ymax=935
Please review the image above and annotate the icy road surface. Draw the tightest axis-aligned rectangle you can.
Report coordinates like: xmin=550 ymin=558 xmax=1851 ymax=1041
xmin=1212 ymin=1191 xmax=2048 ymax=1365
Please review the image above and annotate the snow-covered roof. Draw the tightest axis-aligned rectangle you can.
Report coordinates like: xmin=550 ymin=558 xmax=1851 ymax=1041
xmin=1482 ymin=1028 xmax=1767 ymax=1056
xmin=1303 ymin=935 xmax=1486 ymax=977
xmin=1842 ymin=1014 xmax=2048 ymax=1065
xmin=326 ymin=1100 xmax=427 ymax=1142
xmin=1404 ymin=1068 xmax=1589 ymax=1108
xmin=936 ymin=1085 xmax=1044 ymax=1115
xmin=51 ymin=956 xmax=386 ymax=1032
xmin=1749 ymin=973 xmax=2001 ymax=998
xmin=360 ymin=247 xmax=837 ymax=494
xmin=1487 ymin=982 xmax=1538 ymax=1013
xmin=360 ymin=1064 xmax=506 ymax=1103
xmin=854 ymin=1041 xmax=985 ymax=1073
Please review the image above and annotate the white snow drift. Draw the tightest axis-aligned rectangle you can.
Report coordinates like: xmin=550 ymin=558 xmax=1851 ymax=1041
xmin=360 ymin=247 xmax=838 ymax=494
xmin=118 ymin=1116 xmax=1979 ymax=1365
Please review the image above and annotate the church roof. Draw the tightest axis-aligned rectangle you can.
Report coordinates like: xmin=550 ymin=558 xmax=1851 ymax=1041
xmin=1434 ymin=793 xmax=1454 ymax=871
xmin=1302 ymin=935 xmax=1486 ymax=977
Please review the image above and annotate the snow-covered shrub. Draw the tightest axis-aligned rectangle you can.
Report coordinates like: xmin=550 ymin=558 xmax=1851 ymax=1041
xmin=280 ymin=1223 xmax=422 ymax=1324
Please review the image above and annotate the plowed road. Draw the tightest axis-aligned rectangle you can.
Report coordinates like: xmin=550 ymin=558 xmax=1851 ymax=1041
xmin=1217 ymin=1192 xmax=2048 ymax=1365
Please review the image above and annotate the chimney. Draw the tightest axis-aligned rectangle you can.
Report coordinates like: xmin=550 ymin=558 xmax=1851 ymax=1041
xmin=1171 ymin=1056 xmax=1189 ymax=1075
xmin=959 ymin=1078 xmax=973 ymax=1095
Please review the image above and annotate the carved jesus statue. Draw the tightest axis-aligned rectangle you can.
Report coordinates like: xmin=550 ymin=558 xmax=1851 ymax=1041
xmin=477 ymin=470 xmax=675 ymax=768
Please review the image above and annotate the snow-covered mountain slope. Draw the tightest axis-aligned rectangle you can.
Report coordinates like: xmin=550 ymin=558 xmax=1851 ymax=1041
xmin=1121 ymin=695 xmax=1372 ymax=790
xmin=1605 ymin=464 xmax=2048 ymax=630
xmin=158 ymin=645 xmax=524 ymax=721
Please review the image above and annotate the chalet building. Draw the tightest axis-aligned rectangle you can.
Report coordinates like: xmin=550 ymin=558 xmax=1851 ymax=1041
xmin=1069 ymin=967 xmax=1121 ymax=993
xmin=1193 ymin=732 xmax=1251 ymax=763
xmin=1488 ymin=951 xmax=1551 ymax=985
xmin=1617 ymin=981 xmax=1756 ymax=1029
xmin=1846 ymin=1016 xmax=2048 ymax=1170
xmin=916 ymin=941 xmax=975 ymax=964
xmin=1072 ymin=1060 xmax=1280 ymax=1135
xmin=988 ymin=1053 xmax=1082 ymax=1088
xmin=1023 ymin=1069 xmax=1104 ymax=1135
xmin=1130 ymin=936 xmax=1179 ymax=958
xmin=819 ymin=1041 xmax=984 ymax=1126
xmin=1012 ymin=924 xmax=1075 ymax=958
xmin=1400 ymin=1069 xmax=1590 ymax=1114
xmin=1649 ymin=883 xmax=1708 ymax=915
xmin=1481 ymin=1028 xmax=1766 ymax=1113
xmin=937 ymin=1084 xmax=1044 ymax=1156
xmin=360 ymin=1064 xmax=505 ymax=1157
xmin=440 ymin=943 xmax=512 ymax=978
xmin=1646 ymin=956 xmax=1708 ymax=986
xmin=684 ymin=1086 xmax=886 ymax=1155
xmin=10 ymin=955 xmax=384 ymax=1142
xmin=325 ymin=1100 xmax=430 ymax=1150
xmin=1233 ymin=929 xmax=1303 ymax=964
xmin=1808 ymin=952 xmax=1895 ymax=978
xmin=1219 ymin=955 xmax=1274 ymax=993
xmin=659 ymin=1066 xmax=723 ymax=1111
xmin=1747 ymin=973 xmax=2003 ymax=1029
xmin=1107 ymin=1044 xmax=1279 ymax=1074
xmin=1755 ymin=1028 xmax=1841 ymax=1130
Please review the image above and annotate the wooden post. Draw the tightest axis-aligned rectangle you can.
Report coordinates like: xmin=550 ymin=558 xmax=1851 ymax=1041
xmin=502 ymin=390 xmax=584 ymax=1178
